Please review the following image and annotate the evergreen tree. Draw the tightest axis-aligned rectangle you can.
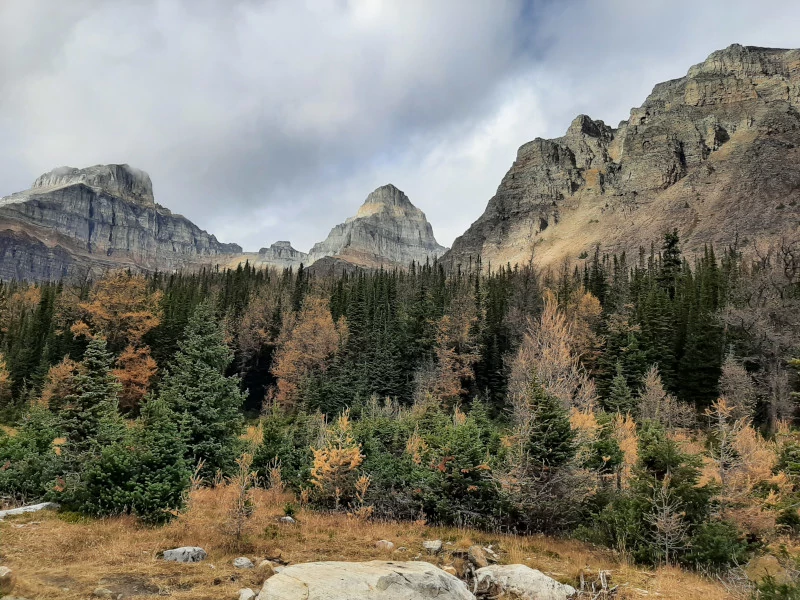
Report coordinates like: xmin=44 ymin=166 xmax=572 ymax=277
xmin=605 ymin=362 xmax=637 ymax=414
xmin=520 ymin=376 xmax=575 ymax=469
xmin=158 ymin=301 xmax=245 ymax=477
xmin=59 ymin=337 xmax=125 ymax=460
xmin=82 ymin=397 xmax=190 ymax=523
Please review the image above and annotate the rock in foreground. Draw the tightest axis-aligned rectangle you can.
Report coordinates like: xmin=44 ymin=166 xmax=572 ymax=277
xmin=256 ymin=561 xmax=474 ymax=600
xmin=475 ymin=564 xmax=576 ymax=600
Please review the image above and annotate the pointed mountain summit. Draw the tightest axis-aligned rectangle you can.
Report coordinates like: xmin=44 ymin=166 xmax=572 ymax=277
xmin=307 ymin=184 xmax=447 ymax=268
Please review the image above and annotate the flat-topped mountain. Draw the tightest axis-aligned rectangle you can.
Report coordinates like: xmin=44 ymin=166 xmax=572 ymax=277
xmin=255 ymin=241 xmax=309 ymax=269
xmin=0 ymin=164 xmax=241 ymax=280
xmin=306 ymin=184 xmax=447 ymax=268
xmin=444 ymin=44 xmax=800 ymax=269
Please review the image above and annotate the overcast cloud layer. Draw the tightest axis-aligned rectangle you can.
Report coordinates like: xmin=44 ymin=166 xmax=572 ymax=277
xmin=1 ymin=0 xmax=799 ymax=251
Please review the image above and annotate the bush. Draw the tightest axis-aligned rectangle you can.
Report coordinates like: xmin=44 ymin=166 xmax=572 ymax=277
xmin=0 ymin=407 xmax=61 ymax=503
xmin=79 ymin=398 xmax=190 ymax=523
xmin=684 ymin=520 xmax=749 ymax=571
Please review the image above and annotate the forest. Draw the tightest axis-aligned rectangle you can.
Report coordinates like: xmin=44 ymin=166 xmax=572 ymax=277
xmin=0 ymin=232 xmax=799 ymax=579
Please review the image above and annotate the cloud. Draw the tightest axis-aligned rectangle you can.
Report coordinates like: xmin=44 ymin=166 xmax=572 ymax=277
xmin=1 ymin=0 xmax=799 ymax=251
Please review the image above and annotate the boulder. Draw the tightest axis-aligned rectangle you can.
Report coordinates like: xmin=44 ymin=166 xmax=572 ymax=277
xmin=256 ymin=561 xmax=474 ymax=600
xmin=238 ymin=588 xmax=256 ymax=600
xmin=423 ymin=540 xmax=443 ymax=555
xmin=467 ymin=546 xmax=489 ymax=569
xmin=376 ymin=540 xmax=395 ymax=551
xmin=279 ymin=516 xmax=296 ymax=525
xmin=0 ymin=566 xmax=15 ymax=595
xmin=92 ymin=588 xmax=115 ymax=598
xmin=162 ymin=547 xmax=207 ymax=563
xmin=234 ymin=557 xmax=255 ymax=569
xmin=0 ymin=502 xmax=59 ymax=520
xmin=257 ymin=560 xmax=276 ymax=578
xmin=475 ymin=565 xmax=576 ymax=600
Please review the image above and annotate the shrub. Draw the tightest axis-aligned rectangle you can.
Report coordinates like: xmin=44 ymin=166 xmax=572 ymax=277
xmin=684 ymin=520 xmax=749 ymax=571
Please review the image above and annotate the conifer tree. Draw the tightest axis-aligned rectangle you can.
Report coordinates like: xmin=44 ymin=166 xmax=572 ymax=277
xmin=605 ymin=362 xmax=636 ymax=414
xmin=515 ymin=374 xmax=575 ymax=469
xmin=158 ymin=301 xmax=245 ymax=477
xmin=83 ymin=397 xmax=190 ymax=523
xmin=59 ymin=336 xmax=125 ymax=460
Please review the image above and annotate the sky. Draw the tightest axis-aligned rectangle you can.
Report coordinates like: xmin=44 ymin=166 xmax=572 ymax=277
xmin=1 ymin=0 xmax=799 ymax=252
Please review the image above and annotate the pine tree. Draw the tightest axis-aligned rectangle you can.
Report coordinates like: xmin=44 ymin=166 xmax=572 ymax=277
xmin=518 ymin=375 xmax=575 ymax=469
xmin=59 ymin=337 xmax=125 ymax=460
xmin=83 ymin=397 xmax=190 ymax=523
xmin=605 ymin=362 xmax=636 ymax=414
xmin=157 ymin=301 xmax=245 ymax=477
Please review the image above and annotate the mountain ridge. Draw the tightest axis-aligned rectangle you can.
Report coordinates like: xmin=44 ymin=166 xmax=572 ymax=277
xmin=443 ymin=43 xmax=800 ymax=269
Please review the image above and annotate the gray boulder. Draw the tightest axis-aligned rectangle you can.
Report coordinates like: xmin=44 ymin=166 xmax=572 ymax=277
xmin=474 ymin=565 xmax=576 ymax=600
xmin=162 ymin=547 xmax=207 ymax=563
xmin=234 ymin=557 xmax=255 ymax=569
xmin=238 ymin=588 xmax=256 ymax=600
xmin=257 ymin=561 xmax=474 ymax=600
xmin=0 ymin=502 xmax=59 ymax=520
xmin=423 ymin=540 xmax=443 ymax=555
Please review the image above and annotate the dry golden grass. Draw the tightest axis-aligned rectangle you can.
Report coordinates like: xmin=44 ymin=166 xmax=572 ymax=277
xmin=0 ymin=486 xmax=733 ymax=599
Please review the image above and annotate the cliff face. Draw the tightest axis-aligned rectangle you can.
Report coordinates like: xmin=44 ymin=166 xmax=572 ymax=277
xmin=0 ymin=164 xmax=241 ymax=280
xmin=307 ymin=184 xmax=447 ymax=268
xmin=445 ymin=45 xmax=800 ymax=269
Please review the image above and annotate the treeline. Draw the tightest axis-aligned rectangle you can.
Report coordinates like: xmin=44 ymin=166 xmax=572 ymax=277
xmin=0 ymin=233 xmax=798 ymax=571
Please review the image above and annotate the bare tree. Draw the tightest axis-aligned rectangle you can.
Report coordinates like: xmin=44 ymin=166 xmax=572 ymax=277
xmin=645 ymin=478 xmax=690 ymax=565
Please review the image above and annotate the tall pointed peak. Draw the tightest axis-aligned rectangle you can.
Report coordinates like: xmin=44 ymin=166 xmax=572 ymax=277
xmin=361 ymin=184 xmax=413 ymax=208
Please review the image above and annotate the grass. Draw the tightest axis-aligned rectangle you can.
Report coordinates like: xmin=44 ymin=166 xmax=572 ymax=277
xmin=0 ymin=486 xmax=736 ymax=599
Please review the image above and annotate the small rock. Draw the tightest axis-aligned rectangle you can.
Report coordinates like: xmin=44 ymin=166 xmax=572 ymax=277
xmin=257 ymin=561 xmax=276 ymax=579
xmin=279 ymin=516 xmax=296 ymax=524
xmin=162 ymin=546 xmax=207 ymax=563
xmin=233 ymin=557 xmax=255 ymax=569
xmin=396 ymin=547 xmax=407 ymax=552
xmin=375 ymin=540 xmax=394 ymax=551
xmin=468 ymin=545 xmax=489 ymax=568
xmin=0 ymin=566 xmax=15 ymax=595
xmin=238 ymin=588 xmax=256 ymax=600
xmin=483 ymin=546 xmax=499 ymax=562
xmin=423 ymin=540 xmax=443 ymax=555
xmin=92 ymin=588 xmax=115 ymax=598
xmin=442 ymin=565 xmax=458 ymax=576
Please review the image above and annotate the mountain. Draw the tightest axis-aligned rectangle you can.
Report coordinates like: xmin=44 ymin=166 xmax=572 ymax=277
xmin=0 ymin=164 xmax=241 ymax=280
xmin=444 ymin=44 xmax=800 ymax=269
xmin=254 ymin=241 xmax=309 ymax=269
xmin=306 ymin=184 xmax=447 ymax=268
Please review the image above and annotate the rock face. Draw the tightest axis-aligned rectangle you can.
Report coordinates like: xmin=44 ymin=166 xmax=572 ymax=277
xmin=445 ymin=45 xmax=800 ymax=269
xmin=307 ymin=184 xmax=447 ymax=268
xmin=257 ymin=561 xmax=474 ymax=600
xmin=0 ymin=164 xmax=241 ymax=281
xmin=255 ymin=241 xmax=308 ymax=270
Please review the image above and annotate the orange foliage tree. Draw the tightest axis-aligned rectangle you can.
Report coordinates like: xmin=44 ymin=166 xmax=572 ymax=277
xmin=112 ymin=345 xmax=158 ymax=413
xmin=271 ymin=296 xmax=348 ymax=409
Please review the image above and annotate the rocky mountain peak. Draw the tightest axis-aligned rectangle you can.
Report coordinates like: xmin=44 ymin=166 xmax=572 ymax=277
xmin=445 ymin=44 xmax=800 ymax=270
xmin=355 ymin=184 xmax=419 ymax=219
xmin=31 ymin=164 xmax=155 ymax=207
xmin=308 ymin=184 xmax=446 ymax=268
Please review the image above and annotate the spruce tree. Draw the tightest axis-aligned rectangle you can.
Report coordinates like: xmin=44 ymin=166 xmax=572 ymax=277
xmin=158 ymin=301 xmax=245 ymax=477
xmin=59 ymin=336 xmax=125 ymax=460
xmin=83 ymin=397 xmax=190 ymax=523
xmin=521 ymin=377 xmax=575 ymax=469
xmin=605 ymin=362 xmax=637 ymax=414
